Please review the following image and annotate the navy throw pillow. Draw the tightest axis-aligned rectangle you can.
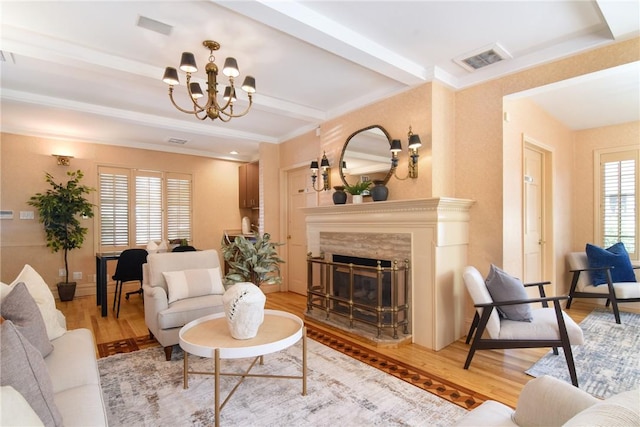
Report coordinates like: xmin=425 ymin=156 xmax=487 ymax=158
xmin=585 ymin=243 xmax=636 ymax=285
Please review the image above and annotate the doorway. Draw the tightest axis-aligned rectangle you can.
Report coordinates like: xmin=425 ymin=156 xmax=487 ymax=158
xmin=285 ymin=167 xmax=317 ymax=295
xmin=523 ymin=139 xmax=553 ymax=284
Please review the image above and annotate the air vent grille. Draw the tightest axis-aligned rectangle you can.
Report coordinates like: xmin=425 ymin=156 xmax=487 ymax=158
xmin=137 ymin=15 xmax=173 ymax=36
xmin=455 ymin=43 xmax=512 ymax=72
xmin=167 ymin=137 xmax=188 ymax=145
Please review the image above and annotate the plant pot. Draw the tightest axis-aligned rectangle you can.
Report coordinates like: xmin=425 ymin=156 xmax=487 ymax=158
xmin=371 ymin=180 xmax=389 ymax=201
xmin=352 ymin=194 xmax=363 ymax=204
xmin=222 ymin=282 xmax=266 ymax=339
xmin=332 ymin=186 xmax=347 ymax=204
xmin=57 ymin=282 xmax=77 ymax=302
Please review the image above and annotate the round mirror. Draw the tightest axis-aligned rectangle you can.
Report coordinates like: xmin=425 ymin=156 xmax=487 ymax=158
xmin=339 ymin=125 xmax=393 ymax=188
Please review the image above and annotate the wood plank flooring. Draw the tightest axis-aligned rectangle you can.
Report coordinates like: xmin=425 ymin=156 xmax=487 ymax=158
xmin=59 ymin=282 xmax=608 ymax=408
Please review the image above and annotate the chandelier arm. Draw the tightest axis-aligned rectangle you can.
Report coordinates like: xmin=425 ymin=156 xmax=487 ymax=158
xmin=217 ymin=95 xmax=253 ymax=119
xmin=167 ymin=88 xmax=206 ymax=115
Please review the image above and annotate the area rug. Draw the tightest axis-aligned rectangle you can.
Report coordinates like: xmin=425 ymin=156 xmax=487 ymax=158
xmin=98 ymin=339 xmax=467 ymax=426
xmin=97 ymin=324 xmax=488 ymax=411
xmin=526 ymin=308 xmax=640 ymax=398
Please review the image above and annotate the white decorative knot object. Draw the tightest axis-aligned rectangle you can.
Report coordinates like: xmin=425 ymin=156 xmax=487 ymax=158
xmin=222 ymin=282 xmax=266 ymax=339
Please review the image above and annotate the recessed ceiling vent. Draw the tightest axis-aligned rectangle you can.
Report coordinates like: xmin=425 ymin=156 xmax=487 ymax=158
xmin=137 ymin=15 xmax=173 ymax=36
xmin=0 ymin=50 xmax=16 ymax=64
xmin=167 ymin=137 xmax=188 ymax=145
xmin=455 ymin=43 xmax=512 ymax=72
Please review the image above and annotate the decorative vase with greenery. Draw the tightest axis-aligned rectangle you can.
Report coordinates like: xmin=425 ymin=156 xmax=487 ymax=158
xmin=221 ymin=232 xmax=285 ymax=287
xmin=345 ymin=180 xmax=372 ymax=204
xmin=28 ymin=170 xmax=94 ymax=301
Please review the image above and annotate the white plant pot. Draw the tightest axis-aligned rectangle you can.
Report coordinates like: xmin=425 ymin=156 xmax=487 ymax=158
xmin=222 ymin=282 xmax=266 ymax=339
xmin=352 ymin=194 xmax=363 ymax=204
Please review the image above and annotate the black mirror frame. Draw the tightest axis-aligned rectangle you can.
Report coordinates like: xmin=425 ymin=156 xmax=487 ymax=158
xmin=339 ymin=124 xmax=394 ymax=187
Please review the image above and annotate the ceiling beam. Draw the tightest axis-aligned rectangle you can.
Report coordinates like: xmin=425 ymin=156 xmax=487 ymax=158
xmin=213 ymin=0 xmax=428 ymax=86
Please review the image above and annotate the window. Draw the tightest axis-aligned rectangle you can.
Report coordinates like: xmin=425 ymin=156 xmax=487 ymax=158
xmin=98 ymin=167 xmax=192 ymax=250
xmin=597 ymin=149 xmax=638 ymax=258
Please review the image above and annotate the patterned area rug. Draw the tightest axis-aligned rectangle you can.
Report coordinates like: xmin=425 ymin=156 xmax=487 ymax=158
xmin=526 ymin=308 xmax=640 ymax=398
xmin=98 ymin=338 xmax=467 ymax=426
xmin=97 ymin=324 xmax=488 ymax=411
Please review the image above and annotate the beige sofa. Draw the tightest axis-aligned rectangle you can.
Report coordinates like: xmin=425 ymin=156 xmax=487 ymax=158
xmin=142 ymin=249 xmax=226 ymax=360
xmin=1 ymin=265 xmax=107 ymax=426
xmin=454 ymin=375 xmax=639 ymax=426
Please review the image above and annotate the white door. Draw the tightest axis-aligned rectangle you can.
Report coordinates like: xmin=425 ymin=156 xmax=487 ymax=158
xmin=523 ymin=146 xmax=544 ymax=283
xmin=286 ymin=168 xmax=316 ymax=295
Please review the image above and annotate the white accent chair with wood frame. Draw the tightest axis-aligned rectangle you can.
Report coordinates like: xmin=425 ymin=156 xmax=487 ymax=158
xmin=462 ymin=266 xmax=584 ymax=386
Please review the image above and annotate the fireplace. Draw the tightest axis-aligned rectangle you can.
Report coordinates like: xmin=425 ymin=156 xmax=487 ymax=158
xmin=306 ymin=253 xmax=410 ymax=341
xmin=303 ymin=198 xmax=474 ymax=350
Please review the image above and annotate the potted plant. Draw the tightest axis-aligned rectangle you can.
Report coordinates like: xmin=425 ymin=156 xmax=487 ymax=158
xmin=28 ymin=170 xmax=94 ymax=301
xmin=345 ymin=180 xmax=372 ymax=204
xmin=221 ymin=232 xmax=285 ymax=287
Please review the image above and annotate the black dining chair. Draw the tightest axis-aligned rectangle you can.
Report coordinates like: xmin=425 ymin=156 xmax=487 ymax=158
xmin=112 ymin=248 xmax=148 ymax=318
xmin=172 ymin=245 xmax=196 ymax=252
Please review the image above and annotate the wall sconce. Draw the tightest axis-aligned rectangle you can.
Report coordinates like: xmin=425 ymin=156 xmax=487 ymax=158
xmin=53 ymin=154 xmax=73 ymax=166
xmin=390 ymin=126 xmax=422 ymax=180
xmin=310 ymin=152 xmax=331 ymax=191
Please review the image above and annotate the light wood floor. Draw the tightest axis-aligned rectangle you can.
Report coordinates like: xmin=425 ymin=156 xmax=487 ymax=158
xmin=59 ymin=283 xmax=606 ymax=408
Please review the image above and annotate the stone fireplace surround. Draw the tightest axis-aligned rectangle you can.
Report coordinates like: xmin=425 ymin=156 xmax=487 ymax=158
xmin=303 ymin=198 xmax=474 ymax=351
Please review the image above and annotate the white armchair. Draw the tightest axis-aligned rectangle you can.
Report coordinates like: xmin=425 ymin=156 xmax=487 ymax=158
xmin=143 ymin=249 xmax=226 ymax=360
xmin=462 ymin=266 xmax=584 ymax=386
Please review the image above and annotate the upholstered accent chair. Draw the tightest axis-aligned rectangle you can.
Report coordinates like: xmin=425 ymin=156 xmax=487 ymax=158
xmin=142 ymin=249 xmax=226 ymax=360
xmin=462 ymin=266 xmax=584 ymax=386
xmin=566 ymin=252 xmax=640 ymax=324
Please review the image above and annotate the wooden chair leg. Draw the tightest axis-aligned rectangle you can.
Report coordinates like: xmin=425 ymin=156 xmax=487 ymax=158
xmin=466 ymin=312 xmax=479 ymax=344
xmin=164 ymin=346 xmax=173 ymax=361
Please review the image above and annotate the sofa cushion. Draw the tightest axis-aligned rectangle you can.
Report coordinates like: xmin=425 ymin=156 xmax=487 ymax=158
xmin=9 ymin=264 xmax=67 ymax=340
xmin=146 ymin=249 xmax=221 ymax=294
xmin=158 ymin=294 xmax=224 ymax=330
xmin=53 ymin=384 xmax=108 ymax=427
xmin=1 ymin=282 xmax=54 ymax=357
xmin=586 ymin=242 xmax=636 ymax=285
xmin=452 ymin=400 xmax=517 ymax=426
xmin=0 ymin=320 xmax=63 ymax=427
xmin=563 ymin=388 xmax=640 ymax=426
xmin=164 ymin=267 xmax=225 ymax=304
xmin=485 ymin=265 xmax=533 ymax=322
xmin=1 ymin=386 xmax=45 ymax=427
xmin=46 ymin=329 xmax=102 ymax=393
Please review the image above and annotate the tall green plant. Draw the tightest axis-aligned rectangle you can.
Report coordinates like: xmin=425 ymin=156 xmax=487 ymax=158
xmin=221 ymin=232 xmax=285 ymax=287
xmin=28 ymin=170 xmax=94 ymax=283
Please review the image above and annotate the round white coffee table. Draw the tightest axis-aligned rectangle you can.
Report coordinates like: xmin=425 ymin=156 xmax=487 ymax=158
xmin=179 ymin=309 xmax=307 ymax=426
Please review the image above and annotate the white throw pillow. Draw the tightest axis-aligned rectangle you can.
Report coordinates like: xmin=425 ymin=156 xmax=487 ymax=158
xmin=9 ymin=265 xmax=67 ymax=340
xmin=163 ymin=267 xmax=225 ymax=304
xmin=146 ymin=240 xmax=159 ymax=253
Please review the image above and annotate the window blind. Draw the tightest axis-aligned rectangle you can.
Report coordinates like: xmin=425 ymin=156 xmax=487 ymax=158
xmin=98 ymin=168 xmax=129 ymax=247
xmin=601 ymin=151 xmax=637 ymax=255
xmin=135 ymin=172 xmax=163 ymax=245
xmin=167 ymin=175 xmax=192 ymax=241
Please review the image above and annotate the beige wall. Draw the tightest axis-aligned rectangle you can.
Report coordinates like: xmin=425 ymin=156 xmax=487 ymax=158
xmin=572 ymin=121 xmax=640 ymax=251
xmin=455 ymin=37 xmax=639 ymax=278
xmin=0 ymin=133 xmax=244 ymax=296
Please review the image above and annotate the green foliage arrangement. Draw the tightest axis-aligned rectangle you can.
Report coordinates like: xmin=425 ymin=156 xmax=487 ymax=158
xmin=28 ymin=170 xmax=95 ymax=284
xmin=344 ymin=180 xmax=372 ymax=195
xmin=221 ymin=232 xmax=285 ymax=287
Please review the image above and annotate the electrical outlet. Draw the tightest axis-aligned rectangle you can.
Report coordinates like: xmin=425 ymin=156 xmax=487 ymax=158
xmin=59 ymin=268 xmax=66 ymax=277
xmin=73 ymin=272 xmax=82 ymax=280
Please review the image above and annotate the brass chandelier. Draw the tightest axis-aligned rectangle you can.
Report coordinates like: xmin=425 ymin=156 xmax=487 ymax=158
xmin=162 ymin=40 xmax=256 ymax=122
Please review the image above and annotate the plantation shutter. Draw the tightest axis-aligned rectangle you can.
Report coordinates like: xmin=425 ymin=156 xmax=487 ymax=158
xmin=98 ymin=167 xmax=129 ymax=248
xmin=166 ymin=173 xmax=192 ymax=242
xmin=135 ymin=171 xmax=163 ymax=245
xmin=600 ymin=150 xmax=638 ymax=256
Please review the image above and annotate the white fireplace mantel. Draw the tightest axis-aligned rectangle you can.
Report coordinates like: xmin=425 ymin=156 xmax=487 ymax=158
xmin=303 ymin=198 xmax=475 ymax=350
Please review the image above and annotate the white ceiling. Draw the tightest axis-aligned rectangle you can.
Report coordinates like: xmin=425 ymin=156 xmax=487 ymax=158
xmin=1 ymin=1 xmax=638 ymax=162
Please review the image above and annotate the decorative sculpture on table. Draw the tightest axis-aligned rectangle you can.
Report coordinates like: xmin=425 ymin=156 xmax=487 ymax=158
xmin=222 ymin=282 xmax=266 ymax=339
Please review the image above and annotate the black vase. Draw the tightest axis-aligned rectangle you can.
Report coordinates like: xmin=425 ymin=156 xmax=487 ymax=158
xmin=332 ymin=186 xmax=347 ymax=204
xmin=371 ymin=181 xmax=388 ymax=202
